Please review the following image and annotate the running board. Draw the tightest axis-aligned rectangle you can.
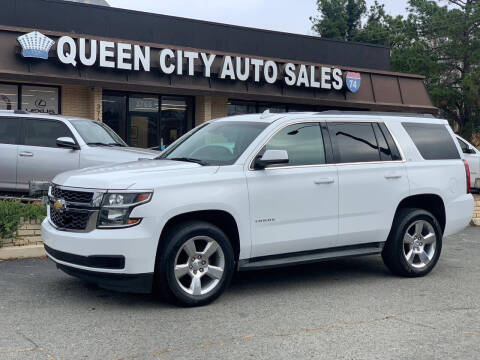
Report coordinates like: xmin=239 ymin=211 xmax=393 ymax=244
xmin=238 ymin=242 xmax=384 ymax=271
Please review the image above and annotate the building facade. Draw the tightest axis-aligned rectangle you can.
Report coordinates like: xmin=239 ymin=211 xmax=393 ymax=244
xmin=0 ymin=0 xmax=435 ymax=149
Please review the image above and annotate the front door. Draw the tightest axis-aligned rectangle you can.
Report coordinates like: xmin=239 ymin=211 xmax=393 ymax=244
xmin=0 ymin=117 xmax=21 ymax=191
xmin=246 ymin=122 xmax=339 ymax=258
xmin=16 ymin=118 xmax=80 ymax=190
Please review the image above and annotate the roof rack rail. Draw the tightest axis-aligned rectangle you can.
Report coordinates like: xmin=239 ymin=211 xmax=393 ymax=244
xmin=318 ymin=110 xmax=436 ymax=118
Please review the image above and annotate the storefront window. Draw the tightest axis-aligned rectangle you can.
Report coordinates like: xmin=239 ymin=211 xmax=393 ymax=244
xmin=228 ymin=99 xmax=320 ymax=115
xmin=228 ymin=101 xmax=256 ymax=116
xmin=0 ymin=84 xmax=18 ymax=110
xmin=102 ymin=91 xmax=193 ymax=149
xmin=21 ymin=85 xmax=59 ymax=114
xmin=103 ymin=94 xmax=127 ymax=140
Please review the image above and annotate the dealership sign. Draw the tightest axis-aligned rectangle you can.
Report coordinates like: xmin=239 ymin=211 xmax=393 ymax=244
xmin=18 ymin=31 xmax=361 ymax=92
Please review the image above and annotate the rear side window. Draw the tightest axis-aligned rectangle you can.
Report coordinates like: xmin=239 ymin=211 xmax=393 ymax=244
xmin=329 ymin=122 xmax=380 ymax=163
xmin=24 ymin=119 xmax=73 ymax=148
xmin=0 ymin=117 xmax=20 ymax=145
xmin=457 ymin=137 xmax=469 ymax=153
xmin=402 ymin=123 xmax=460 ymax=160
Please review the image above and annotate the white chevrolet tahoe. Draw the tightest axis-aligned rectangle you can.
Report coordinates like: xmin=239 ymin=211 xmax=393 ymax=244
xmin=42 ymin=111 xmax=474 ymax=306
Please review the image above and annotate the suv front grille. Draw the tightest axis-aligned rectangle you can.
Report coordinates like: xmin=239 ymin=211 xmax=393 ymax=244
xmin=50 ymin=207 xmax=90 ymax=231
xmin=51 ymin=186 xmax=93 ymax=204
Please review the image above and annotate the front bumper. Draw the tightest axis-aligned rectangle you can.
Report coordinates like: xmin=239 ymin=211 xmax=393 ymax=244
xmin=42 ymin=216 xmax=161 ymax=292
xmin=54 ymin=260 xmax=153 ymax=294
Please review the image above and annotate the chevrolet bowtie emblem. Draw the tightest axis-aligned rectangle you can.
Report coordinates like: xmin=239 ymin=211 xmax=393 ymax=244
xmin=53 ymin=199 xmax=66 ymax=211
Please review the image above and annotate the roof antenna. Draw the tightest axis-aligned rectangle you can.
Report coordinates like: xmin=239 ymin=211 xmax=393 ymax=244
xmin=260 ymin=109 xmax=270 ymax=119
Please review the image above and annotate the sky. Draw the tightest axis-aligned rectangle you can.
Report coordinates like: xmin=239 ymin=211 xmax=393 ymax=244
xmin=107 ymin=0 xmax=411 ymax=36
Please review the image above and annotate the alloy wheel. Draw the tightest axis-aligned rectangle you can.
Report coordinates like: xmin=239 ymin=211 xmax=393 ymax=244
xmin=403 ymin=220 xmax=437 ymax=269
xmin=173 ymin=236 xmax=225 ymax=296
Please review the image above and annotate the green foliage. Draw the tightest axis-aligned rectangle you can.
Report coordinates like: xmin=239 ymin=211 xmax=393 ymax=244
xmin=0 ymin=200 xmax=47 ymax=244
xmin=310 ymin=0 xmax=367 ymax=41
xmin=311 ymin=0 xmax=480 ymax=141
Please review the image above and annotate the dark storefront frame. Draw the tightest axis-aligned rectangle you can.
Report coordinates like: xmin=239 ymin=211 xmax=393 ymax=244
xmin=102 ymin=90 xmax=194 ymax=149
xmin=0 ymin=81 xmax=61 ymax=114
xmin=227 ymin=99 xmax=363 ymax=116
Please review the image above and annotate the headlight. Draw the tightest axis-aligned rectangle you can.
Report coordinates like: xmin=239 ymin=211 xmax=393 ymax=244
xmin=97 ymin=192 xmax=152 ymax=228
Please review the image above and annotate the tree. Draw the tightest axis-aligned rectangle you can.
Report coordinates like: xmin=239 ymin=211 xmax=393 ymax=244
xmin=310 ymin=0 xmax=367 ymax=41
xmin=408 ymin=0 xmax=480 ymax=137
xmin=311 ymin=0 xmax=480 ymax=139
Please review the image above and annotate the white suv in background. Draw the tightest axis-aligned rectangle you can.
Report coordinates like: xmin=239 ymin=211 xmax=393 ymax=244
xmin=456 ymin=135 xmax=480 ymax=191
xmin=0 ymin=110 xmax=160 ymax=193
xmin=42 ymin=111 xmax=473 ymax=306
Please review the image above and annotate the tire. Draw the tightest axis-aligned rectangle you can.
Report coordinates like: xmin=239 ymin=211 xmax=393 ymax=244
xmin=155 ymin=221 xmax=235 ymax=307
xmin=382 ymin=208 xmax=442 ymax=277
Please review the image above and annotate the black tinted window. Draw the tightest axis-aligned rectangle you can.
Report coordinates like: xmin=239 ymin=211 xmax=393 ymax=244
xmin=403 ymin=123 xmax=460 ymax=160
xmin=330 ymin=122 xmax=380 ymax=163
xmin=457 ymin=137 xmax=469 ymax=153
xmin=265 ymin=123 xmax=325 ymax=166
xmin=0 ymin=117 xmax=20 ymax=145
xmin=24 ymin=119 xmax=73 ymax=148
xmin=379 ymin=123 xmax=402 ymax=160
xmin=373 ymin=123 xmax=392 ymax=161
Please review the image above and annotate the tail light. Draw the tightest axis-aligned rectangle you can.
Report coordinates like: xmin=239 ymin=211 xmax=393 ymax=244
xmin=463 ymin=159 xmax=471 ymax=194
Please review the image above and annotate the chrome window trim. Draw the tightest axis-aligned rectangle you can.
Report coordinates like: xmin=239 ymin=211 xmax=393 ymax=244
xmin=248 ymin=119 xmax=406 ymax=171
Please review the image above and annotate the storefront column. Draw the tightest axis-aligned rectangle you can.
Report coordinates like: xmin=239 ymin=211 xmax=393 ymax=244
xmin=61 ymin=85 xmax=102 ymax=121
xmin=195 ymin=95 xmax=228 ymax=125
xmin=211 ymin=97 xmax=228 ymax=120
xmin=90 ymin=87 xmax=102 ymax=122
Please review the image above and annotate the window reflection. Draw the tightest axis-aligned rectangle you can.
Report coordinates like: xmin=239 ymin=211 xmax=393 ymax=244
xmin=266 ymin=123 xmax=325 ymax=166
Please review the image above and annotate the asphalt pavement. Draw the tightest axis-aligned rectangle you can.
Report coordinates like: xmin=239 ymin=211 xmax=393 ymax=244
xmin=1 ymin=227 xmax=479 ymax=360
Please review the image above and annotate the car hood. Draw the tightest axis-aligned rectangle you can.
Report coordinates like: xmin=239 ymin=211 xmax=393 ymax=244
xmin=53 ymin=160 xmax=218 ymax=190
xmin=88 ymin=146 xmax=160 ymax=160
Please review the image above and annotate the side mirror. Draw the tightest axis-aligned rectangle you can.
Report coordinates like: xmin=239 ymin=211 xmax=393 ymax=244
xmin=463 ymin=147 xmax=476 ymax=154
xmin=254 ymin=149 xmax=289 ymax=169
xmin=56 ymin=137 xmax=79 ymax=150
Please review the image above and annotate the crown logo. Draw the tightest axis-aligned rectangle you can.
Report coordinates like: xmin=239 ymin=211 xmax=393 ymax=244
xmin=17 ymin=31 xmax=55 ymax=60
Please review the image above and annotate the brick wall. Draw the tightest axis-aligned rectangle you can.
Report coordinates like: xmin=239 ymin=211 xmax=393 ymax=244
xmin=1 ymin=218 xmax=43 ymax=248
xmin=195 ymin=95 xmax=228 ymax=125
xmin=472 ymin=195 xmax=480 ymax=226
xmin=211 ymin=97 xmax=228 ymax=120
xmin=61 ymin=85 xmax=102 ymax=121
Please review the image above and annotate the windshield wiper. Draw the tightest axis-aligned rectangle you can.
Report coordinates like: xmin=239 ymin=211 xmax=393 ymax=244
xmin=107 ymin=143 xmax=126 ymax=147
xmin=87 ymin=142 xmax=124 ymax=147
xmin=169 ymin=157 xmax=209 ymax=166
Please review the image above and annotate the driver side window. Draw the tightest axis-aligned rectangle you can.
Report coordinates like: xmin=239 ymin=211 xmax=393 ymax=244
xmin=265 ymin=122 xmax=326 ymax=166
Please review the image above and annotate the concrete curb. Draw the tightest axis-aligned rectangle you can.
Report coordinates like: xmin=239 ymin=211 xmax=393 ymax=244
xmin=0 ymin=245 xmax=45 ymax=261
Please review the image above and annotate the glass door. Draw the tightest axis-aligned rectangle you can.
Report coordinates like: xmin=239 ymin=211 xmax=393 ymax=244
xmin=128 ymin=95 xmax=159 ymax=148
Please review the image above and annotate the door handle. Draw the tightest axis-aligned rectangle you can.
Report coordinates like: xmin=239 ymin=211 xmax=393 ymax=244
xmin=314 ymin=178 xmax=335 ymax=185
xmin=385 ymin=173 xmax=402 ymax=179
xmin=19 ymin=152 xmax=33 ymax=157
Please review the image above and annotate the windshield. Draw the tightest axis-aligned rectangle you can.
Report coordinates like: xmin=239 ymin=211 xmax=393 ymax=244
xmin=159 ymin=121 xmax=268 ymax=165
xmin=70 ymin=119 xmax=127 ymax=147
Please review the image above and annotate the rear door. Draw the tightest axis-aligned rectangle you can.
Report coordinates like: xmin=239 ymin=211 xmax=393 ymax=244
xmin=16 ymin=118 xmax=80 ymax=190
xmin=328 ymin=121 xmax=410 ymax=246
xmin=0 ymin=116 xmax=21 ymax=191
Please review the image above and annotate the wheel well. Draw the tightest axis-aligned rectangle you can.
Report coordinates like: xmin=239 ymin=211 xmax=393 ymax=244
xmin=158 ymin=210 xmax=240 ymax=261
xmin=395 ymin=194 xmax=446 ymax=232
